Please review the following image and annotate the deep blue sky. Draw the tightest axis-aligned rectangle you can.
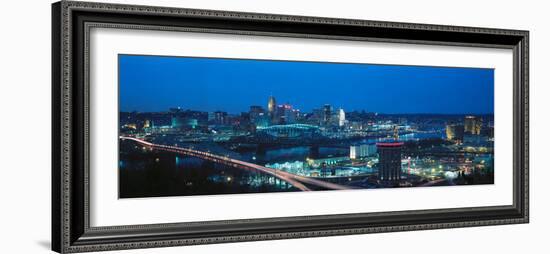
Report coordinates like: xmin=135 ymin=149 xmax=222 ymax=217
xmin=119 ymin=55 xmax=494 ymax=114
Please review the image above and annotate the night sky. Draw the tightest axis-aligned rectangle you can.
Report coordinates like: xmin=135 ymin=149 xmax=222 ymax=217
xmin=119 ymin=54 xmax=494 ymax=114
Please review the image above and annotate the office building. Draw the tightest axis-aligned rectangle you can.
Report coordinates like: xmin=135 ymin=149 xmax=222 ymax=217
xmin=338 ymin=108 xmax=346 ymax=127
xmin=446 ymin=124 xmax=465 ymax=141
xmin=464 ymin=116 xmax=482 ymax=135
xmin=350 ymin=144 xmax=377 ymax=159
xmin=377 ymin=142 xmax=404 ymax=182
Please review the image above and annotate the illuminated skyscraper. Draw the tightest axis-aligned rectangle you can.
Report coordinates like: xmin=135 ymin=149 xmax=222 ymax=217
xmin=377 ymin=142 xmax=404 ymax=182
xmin=268 ymin=95 xmax=276 ymax=124
xmin=213 ymin=111 xmax=228 ymax=125
xmin=464 ymin=116 xmax=482 ymax=135
xmin=338 ymin=108 xmax=346 ymax=127
xmin=276 ymin=103 xmax=296 ymax=124
xmin=268 ymin=96 xmax=276 ymax=115
xmin=323 ymin=104 xmax=332 ymax=125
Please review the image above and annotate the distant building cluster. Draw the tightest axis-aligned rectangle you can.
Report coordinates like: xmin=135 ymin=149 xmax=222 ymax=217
xmin=120 ymin=95 xmax=494 ymax=187
xmin=120 ymin=95 xmax=358 ymax=137
xmin=445 ymin=115 xmax=493 ymax=147
xmin=259 ymin=95 xmax=348 ymax=128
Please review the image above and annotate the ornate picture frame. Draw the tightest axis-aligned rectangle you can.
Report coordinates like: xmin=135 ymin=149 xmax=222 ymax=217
xmin=52 ymin=1 xmax=529 ymax=253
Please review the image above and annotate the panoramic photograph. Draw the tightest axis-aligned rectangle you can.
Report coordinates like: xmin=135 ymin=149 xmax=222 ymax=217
xmin=118 ymin=54 xmax=495 ymax=198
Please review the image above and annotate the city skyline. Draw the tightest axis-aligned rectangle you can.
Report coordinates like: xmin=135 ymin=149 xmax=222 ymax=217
xmin=119 ymin=55 xmax=494 ymax=114
xmin=118 ymin=55 xmax=495 ymax=198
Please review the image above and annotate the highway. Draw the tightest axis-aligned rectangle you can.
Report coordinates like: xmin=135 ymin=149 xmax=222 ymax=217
xmin=120 ymin=136 xmax=354 ymax=192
